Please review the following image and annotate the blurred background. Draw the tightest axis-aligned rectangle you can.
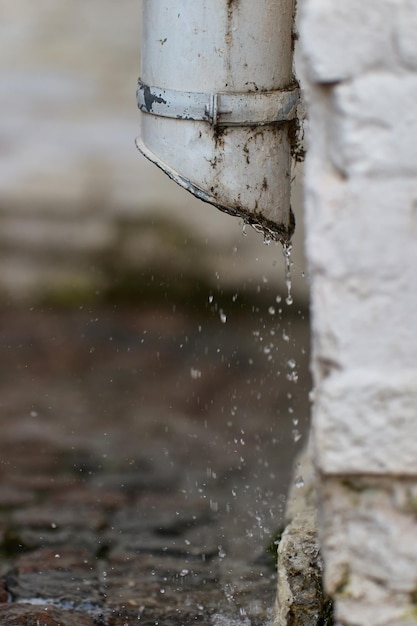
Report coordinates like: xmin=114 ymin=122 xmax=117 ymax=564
xmin=0 ymin=2 xmax=311 ymax=621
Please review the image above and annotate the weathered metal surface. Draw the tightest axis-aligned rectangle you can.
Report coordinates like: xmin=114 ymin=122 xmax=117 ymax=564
xmin=137 ymin=0 xmax=297 ymax=242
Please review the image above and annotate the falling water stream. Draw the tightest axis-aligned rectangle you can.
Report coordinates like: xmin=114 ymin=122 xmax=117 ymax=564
xmin=282 ymin=242 xmax=294 ymax=307
xmin=185 ymin=235 xmax=306 ymax=626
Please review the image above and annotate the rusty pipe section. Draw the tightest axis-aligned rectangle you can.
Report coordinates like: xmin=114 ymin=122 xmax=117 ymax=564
xmin=136 ymin=0 xmax=297 ymax=242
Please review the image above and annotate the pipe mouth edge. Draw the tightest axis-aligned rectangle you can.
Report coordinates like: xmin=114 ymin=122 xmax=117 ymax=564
xmin=135 ymin=137 xmax=295 ymax=244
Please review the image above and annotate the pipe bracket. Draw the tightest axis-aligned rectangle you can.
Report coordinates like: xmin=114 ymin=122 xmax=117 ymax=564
xmin=137 ymin=78 xmax=299 ymax=127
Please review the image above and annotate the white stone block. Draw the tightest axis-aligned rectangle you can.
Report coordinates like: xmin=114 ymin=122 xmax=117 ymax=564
xmin=310 ymin=278 xmax=417 ymax=380
xmin=305 ymin=176 xmax=417 ymax=374
xmin=305 ymin=175 xmax=417 ymax=280
xmin=299 ymin=0 xmax=394 ymax=83
xmin=313 ymin=370 xmax=417 ymax=474
xmin=330 ymin=74 xmax=417 ymax=177
xmin=320 ymin=478 xmax=417 ymax=624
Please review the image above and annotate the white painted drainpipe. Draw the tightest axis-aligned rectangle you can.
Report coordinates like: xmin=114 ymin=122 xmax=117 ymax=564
xmin=137 ymin=0 xmax=298 ymax=243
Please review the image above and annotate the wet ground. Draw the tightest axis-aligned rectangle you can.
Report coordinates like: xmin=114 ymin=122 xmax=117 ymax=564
xmin=0 ymin=298 xmax=310 ymax=625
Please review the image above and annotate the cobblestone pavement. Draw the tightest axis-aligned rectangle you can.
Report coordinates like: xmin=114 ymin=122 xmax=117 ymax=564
xmin=0 ymin=301 xmax=310 ymax=625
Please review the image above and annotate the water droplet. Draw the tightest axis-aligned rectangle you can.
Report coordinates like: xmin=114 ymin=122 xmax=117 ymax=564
xmin=292 ymin=429 xmax=302 ymax=443
xmin=30 ymin=410 xmax=38 ymax=418
xmin=190 ymin=368 xmax=202 ymax=379
xmin=268 ymin=306 xmax=276 ymax=315
xmin=208 ymin=294 xmax=214 ymax=303
xmin=241 ymin=223 xmax=247 ymax=237
xmin=282 ymin=330 xmax=290 ymax=342
xmin=295 ymin=475 xmax=304 ymax=488
xmin=287 ymin=358 xmax=296 ymax=369
xmin=179 ymin=569 xmax=189 ymax=577
xmin=219 ymin=310 xmax=227 ymax=324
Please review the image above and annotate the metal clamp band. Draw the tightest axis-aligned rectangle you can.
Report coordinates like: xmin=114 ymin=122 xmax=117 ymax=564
xmin=137 ymin=78 xmax=299 ymax=127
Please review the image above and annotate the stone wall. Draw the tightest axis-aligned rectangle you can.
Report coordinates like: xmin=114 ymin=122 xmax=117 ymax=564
xmin=298 ymin=1 xmax=417 ymax=624
xmin=0 ymin=1 xmax=307 ymax=302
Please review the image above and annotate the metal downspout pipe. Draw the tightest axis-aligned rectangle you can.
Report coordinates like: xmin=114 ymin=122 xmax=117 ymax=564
xmin=137 ymin=0 xmax=298 ymax=243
